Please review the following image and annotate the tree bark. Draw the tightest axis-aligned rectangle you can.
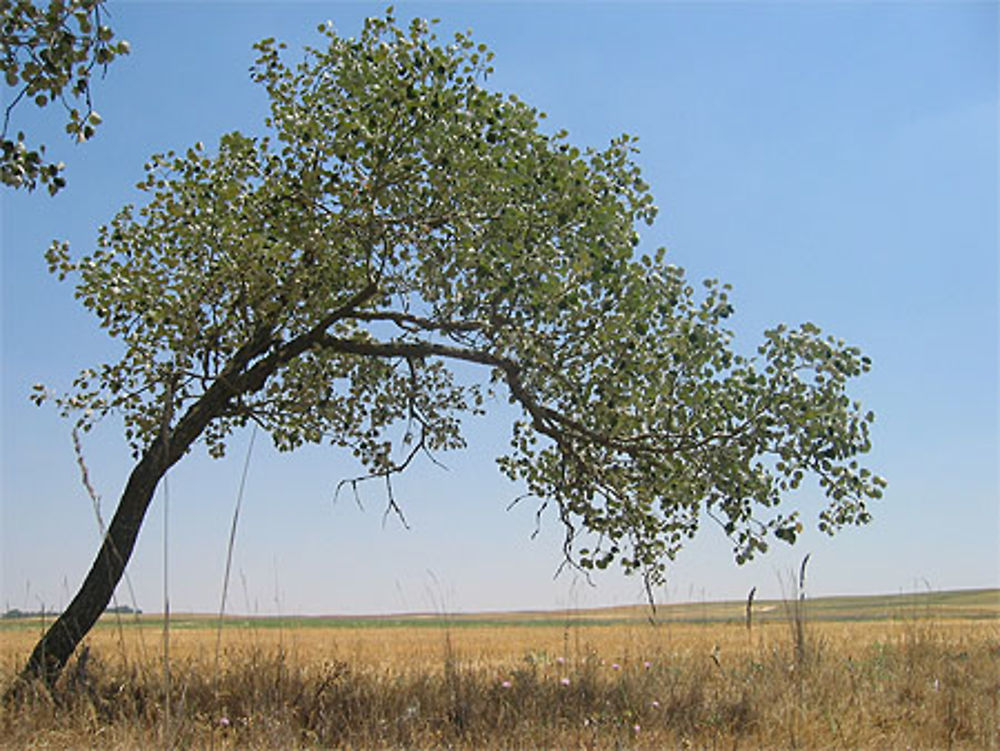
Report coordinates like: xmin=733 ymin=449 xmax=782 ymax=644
xmin=17 ymin=436 xmax=174 ymax=688
xmin=11 ymin=351 xmax=250 ymax=692
xmin=9 ymin=291 xmax=376 ymax=693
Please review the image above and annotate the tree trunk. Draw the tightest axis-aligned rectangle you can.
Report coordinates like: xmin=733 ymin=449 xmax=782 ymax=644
xmin=9 ymin=307 xmax=367 ymax=694
xmin=17 ymin=438 xmax=173 ymax=688
xmin=10 ymin=374 xmax=242 ymax=693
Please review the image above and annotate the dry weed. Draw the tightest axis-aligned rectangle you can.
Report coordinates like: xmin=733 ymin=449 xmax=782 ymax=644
xmin=2 ymin=615 xmax=997 ymax=748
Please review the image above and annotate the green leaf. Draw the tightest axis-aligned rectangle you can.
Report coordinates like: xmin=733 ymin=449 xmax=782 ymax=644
xmin=39 ymin=11 xmax=883 ymax=606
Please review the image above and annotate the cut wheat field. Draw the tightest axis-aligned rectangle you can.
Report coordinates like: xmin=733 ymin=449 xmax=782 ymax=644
xmin=2 ymin=589 xmax=998 ymax=749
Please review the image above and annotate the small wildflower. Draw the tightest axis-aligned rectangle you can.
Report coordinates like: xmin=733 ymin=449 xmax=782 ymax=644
xmin=556 ymin=656 xmax=566 ymax=664
xmin=651 ymin=700 xmax=661 ymax=709
xmin=560 ymin=677 xmax=571 ymax=686
xmin=501 ymin=679 xmax=512 ymax=689
xmin=644 ymin=660 xmax=652 ymax=669
xmin=217 ymin=716 xmax=230 ymax=728
xmin=611 ymin=662 xmax=621 ymax=671
xmin=633 ymin=723 xmax=641 ymax=734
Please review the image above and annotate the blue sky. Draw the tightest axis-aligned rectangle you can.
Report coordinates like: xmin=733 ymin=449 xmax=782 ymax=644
xmin=2 ymin=1 xmax=997 ymax=616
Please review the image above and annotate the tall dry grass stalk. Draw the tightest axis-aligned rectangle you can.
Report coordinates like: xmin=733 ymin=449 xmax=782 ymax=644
xmin=2 ymin=613 xmax=997 ymax=749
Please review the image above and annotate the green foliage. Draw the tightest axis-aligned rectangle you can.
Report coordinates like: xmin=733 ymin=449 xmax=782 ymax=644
xmin=1 ymin=0 xmax=130 ymax=194
xmin=41 ymin=9 xmax=885 ymax=588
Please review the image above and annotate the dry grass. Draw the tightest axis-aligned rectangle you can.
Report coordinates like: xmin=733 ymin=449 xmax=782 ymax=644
xmin=2 ymin=611 xmax=998 ymax=749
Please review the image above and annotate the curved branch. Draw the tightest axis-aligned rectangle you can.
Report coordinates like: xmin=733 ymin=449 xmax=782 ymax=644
xmin=350 ymin=310 xmax=493 ymax=335
xmin=315 ymin=334 xmax=685 ymax=462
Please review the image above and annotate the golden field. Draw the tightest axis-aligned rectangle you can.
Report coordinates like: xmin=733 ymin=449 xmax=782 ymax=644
xmin=2 ymin=592 xmax=998 ymax=749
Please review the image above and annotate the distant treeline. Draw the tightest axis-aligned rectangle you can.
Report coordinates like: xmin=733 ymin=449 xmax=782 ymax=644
xmin=3 ymin=605 xmax=141 ymax=619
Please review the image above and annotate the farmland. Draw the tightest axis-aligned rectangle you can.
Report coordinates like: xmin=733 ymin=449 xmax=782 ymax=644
xmin=2 ymin=588 xmax=997 ymax=749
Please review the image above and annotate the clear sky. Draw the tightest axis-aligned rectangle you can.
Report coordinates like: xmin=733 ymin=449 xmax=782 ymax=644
xmin=1 ymin=1 xmax=997 ymax=617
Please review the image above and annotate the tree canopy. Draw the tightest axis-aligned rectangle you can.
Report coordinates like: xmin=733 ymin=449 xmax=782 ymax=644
xmin=45 ymin=9 xmax=884 ymax=582
xmin=1 ymin=0 xmax=129 ymax=194
xmin=21 ymin=9 xmax=884 ymax=687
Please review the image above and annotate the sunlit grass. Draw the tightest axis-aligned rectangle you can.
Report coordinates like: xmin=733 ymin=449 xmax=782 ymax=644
xmin=2 ymin=599 xmax=997 ymax=749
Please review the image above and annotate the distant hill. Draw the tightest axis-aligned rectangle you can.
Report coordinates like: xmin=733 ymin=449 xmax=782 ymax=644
xmin=379 ymin=587 xmax=1000 ymax=626
xmin=9 ymin=587 xmax=988 ymax=632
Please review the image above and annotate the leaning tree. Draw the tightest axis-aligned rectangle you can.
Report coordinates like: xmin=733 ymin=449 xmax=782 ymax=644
xmin=18 ymin=11 xmax=884 ymax=688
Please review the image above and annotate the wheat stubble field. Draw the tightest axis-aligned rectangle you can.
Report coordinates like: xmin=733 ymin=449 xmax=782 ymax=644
xmin=2 ymin=589 xmax=997 ymax=749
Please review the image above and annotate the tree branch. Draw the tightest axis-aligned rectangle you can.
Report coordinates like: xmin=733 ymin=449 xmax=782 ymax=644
xmin=315 ymin=334 xmax=688 ymax=462
xmin=350 ymin=310 xmax=492 ymax=335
